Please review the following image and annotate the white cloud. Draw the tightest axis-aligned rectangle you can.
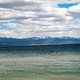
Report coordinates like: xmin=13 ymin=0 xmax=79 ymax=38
xmin=68 ymin=4 xmax=80 ymax=17
xmin=0 ymin=0 xmax=80 ymax=38
xmin=0 ymin=29 xmax=17 ymax=38
xmin=3 ymin=23 xmax=20 ymax=28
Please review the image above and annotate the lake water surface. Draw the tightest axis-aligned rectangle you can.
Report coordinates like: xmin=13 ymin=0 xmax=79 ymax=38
xmin=0 ymin=44 xmax=80 ymax=80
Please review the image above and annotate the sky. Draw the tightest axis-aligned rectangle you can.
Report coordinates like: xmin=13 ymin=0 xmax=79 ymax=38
xmin=0 ymin=0 xmax=80 ymax=38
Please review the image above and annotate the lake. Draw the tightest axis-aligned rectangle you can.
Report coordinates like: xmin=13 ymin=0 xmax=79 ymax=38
xmin=0 ymin=44 xmax=80 ymax=80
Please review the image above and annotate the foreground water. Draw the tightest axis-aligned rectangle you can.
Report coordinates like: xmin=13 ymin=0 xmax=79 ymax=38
xmin=0 ymin=44 xmax=80 ymax=80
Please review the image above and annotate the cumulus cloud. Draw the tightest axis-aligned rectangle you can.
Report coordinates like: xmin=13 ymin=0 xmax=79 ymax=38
xmin=68 ymin=4 xmax=80 ymax=17
xmin=0 ymin=1 xmax=40 ymax=11
xmin=0 ymin=29 xmax=17 ymax=38
xmin=0 ymin=0 xmax=80 ymax=38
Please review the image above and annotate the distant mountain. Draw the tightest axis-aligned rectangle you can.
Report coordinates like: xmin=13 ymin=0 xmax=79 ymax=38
xmin=0 ymin=36 xmax=80 ymax=47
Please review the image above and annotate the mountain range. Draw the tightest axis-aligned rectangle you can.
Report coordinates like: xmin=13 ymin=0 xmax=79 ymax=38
xmin=0 ymin=36 xmax=80 ymax=47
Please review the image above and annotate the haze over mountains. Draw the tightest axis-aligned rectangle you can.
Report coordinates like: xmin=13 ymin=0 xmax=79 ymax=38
xmin=0 ymin=36 xmax=80 ymax=47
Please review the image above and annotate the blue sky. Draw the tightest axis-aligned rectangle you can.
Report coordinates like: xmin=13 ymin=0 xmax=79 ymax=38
xmin=58 ymin=3 xmax=79 ymax=8
xmin=0 ymin=0 xmax=80 ymax=38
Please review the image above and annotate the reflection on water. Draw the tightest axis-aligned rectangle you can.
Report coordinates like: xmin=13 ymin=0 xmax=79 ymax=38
xmin=0 ymin=44 xmax=80 ymax=80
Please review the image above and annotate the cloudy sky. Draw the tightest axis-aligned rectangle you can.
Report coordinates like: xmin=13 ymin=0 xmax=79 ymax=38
xmin=0 ymin=0 xmax=80 ymax=38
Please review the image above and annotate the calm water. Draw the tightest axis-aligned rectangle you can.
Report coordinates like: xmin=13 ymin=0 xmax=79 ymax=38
xmin=0 ymin=44 xmax=80 ymax=80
